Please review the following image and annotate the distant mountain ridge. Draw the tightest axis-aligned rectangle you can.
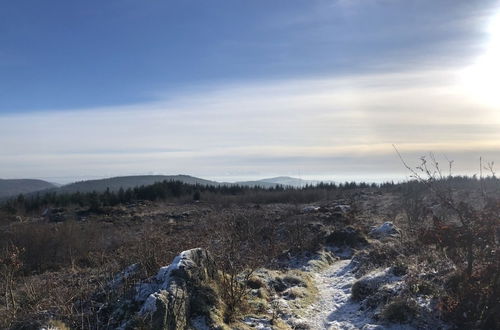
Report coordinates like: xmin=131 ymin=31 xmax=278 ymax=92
xmin=56 ymin=175 xmax=219 ymax=194
xmin=235 ymin=176 xmax=314 ymax=188
xmin=0 ymin=179 xmax=57 ymax=199
xmin=1 ymin=175 xmax=322 ymax=199
xmin=57 ymin=175 xmax=313 ymax=193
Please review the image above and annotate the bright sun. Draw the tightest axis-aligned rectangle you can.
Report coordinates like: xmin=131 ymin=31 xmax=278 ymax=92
xmin=461 ymin=11 xmax=500 ymax=107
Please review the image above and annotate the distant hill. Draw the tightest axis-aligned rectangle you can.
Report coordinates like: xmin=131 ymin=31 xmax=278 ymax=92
xmin=0 ymin=179 xmax=57 ymax=199
xmin=1 ymin=175 xmax=322 ymax=200
xmin=56 ymin=175 xmax=219 ymax=194
xmin=235 ymin=176 xmax=314 ymax=188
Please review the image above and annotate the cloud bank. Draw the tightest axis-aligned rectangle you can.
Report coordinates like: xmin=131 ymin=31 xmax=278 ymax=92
xmin=1 ymin=69 xmax=499 ymax=183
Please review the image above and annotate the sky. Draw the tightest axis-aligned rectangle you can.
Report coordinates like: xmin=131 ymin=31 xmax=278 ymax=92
xmin=1 ymin=0 xmax=500 ymax=183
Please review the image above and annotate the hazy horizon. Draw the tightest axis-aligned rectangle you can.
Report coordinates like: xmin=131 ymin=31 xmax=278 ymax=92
xmin=1 ymin=172 xmax=405 ymax=186
xmin=0 ymin=169 xmax=487 ymax=186
xmin=2 ymin=1 xmax=500 ymax=181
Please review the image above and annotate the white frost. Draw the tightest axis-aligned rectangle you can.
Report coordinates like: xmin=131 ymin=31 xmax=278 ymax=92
xmin=369 ymin=222 xmax=400 ymax=239
xmin=303 ymin=205 xmax=321 ymax=213
xmin=136 ymin=249 xmax=199 ymax=315
xmin=243 ymin=317 xmax=272 ymax=330
xmin=109 ymin=263 xmax=139 ymax=289
xmin=140 ymin=292 xmax=160 ymax=315
xmin=298 ymin=260 xmax=412 ymax=329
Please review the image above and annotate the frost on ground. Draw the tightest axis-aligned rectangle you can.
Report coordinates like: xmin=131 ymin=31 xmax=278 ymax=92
xmin=115 ymin=248 xmax=220 ymax=330
xmin=243 ymin=316 xmax=273 ymax=330
xmin=369 ymin=222 xmax=401 ymax=240
xmin=243 ymin=254 xmax=417 ymax=330
xmin=305 ymin=260 xmax=394 ymax=329
xmin=285 ymin=258 xmax=412 ymax=330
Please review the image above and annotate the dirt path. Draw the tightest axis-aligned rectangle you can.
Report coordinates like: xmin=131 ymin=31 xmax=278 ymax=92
xmin=303 ymin=259 xmax=412 ymax=330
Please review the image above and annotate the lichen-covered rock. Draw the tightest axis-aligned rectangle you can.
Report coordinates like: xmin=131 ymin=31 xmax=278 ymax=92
xmin=117 ymin=248 xmax=220 ymax=330
xmin=145 ymin=284 xmax=188 ymax=330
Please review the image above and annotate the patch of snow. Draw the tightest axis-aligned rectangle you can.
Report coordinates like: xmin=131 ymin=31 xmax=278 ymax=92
xmin=415 ymin=296 xmax=432 ymax=310
xmin=362 ymin=267 xmax=400 ymax=284
xmin=297 ymin=260 xmax=412 ymax=329
xmin=134 ymin=282 xmax=157 ymax=302
xmin=140 ymin=292 xmax=161 ymax=315
xmin=243 ymin=316 xmax=272 ymax=330
xmin=334 ymin=205 xmax=351 ymax=213
xmin=135 ymin=249 xmax=199 ymax=315
xmin=303 ymin=205 xmax=321 ymax=213
xmin=108 ymin=263 xmax=139 ymax=289
xmin=361 ymin=325 xmax=385 ymax=330
xmin=369 ymin=222 xmax=400 ymax=239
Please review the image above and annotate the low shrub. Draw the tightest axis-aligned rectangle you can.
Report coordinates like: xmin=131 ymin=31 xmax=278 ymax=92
xmin=351 ymin=279 xmax=376 ymax=301
xmin=381 ymin=297 xmax=418 ymax=323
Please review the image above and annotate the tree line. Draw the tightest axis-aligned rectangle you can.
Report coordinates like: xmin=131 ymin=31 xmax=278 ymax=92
xmin=1 ymin=180 xmax=384 ymax=214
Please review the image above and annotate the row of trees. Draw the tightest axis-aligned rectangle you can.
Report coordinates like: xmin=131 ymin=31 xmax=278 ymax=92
xmin=2 ymin=176 xmax=497 ymax=215
xmin=1 ymin=180 xmax=382 ymax=214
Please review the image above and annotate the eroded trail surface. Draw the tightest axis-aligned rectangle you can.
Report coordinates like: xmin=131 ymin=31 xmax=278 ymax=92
xmin=303 ymin=259 xmax=412 ymax=330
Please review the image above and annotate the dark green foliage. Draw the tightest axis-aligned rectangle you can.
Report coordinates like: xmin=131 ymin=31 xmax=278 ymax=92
xmin=193 ymin=190 xmax=201 ymax=201
xmin=1 ymin=180 xmax=386 ymax=214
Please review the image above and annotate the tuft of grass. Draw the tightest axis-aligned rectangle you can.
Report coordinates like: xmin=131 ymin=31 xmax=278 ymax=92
xmin=45 ymin=320 xmax=70 ymax=330
xmin=307 ymin=250 xmax=337 ymax=271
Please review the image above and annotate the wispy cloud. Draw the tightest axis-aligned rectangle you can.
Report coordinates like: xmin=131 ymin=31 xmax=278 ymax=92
xmin=1 ymin=68 xmax=499 ymax=182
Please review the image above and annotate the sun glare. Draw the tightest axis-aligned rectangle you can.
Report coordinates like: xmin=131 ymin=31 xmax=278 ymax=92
xmin=460 ymin=11 xmax=500 ymax=107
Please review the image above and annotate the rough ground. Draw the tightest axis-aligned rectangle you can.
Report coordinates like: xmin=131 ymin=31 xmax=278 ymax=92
xmin=303 ymin=259 xmax=410 ymax=330
xmin=305 ymin=259 xmax=366 ymax=329
xmin=2 ymin=189 xmax=464 ymax=329
xmin=241 ymin=253 xmax=418 ymax=330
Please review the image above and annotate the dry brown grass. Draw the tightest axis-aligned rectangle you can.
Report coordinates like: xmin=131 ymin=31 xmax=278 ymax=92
xmin=0 ymin=201 xmax=328 ymax=328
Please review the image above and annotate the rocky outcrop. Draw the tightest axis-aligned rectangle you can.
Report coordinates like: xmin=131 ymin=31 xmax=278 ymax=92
xmin=117 ymin=248 xmax=220 ymax=330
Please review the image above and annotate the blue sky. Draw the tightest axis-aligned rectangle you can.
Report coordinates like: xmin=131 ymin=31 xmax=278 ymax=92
xmin=1 ymin=0 xmax=492 ymax=112
xmin=1 ymin=0 xmax=500 ymax=182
